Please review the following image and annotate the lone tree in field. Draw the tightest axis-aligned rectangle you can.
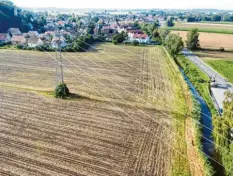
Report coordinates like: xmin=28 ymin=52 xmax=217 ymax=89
xmin=54 ymin=83 xmax=70 ymax=99
xmin=165 ymin=33 xmax=184 ymax=57
xmin=186 ymin=29 xmax=200 ymax=50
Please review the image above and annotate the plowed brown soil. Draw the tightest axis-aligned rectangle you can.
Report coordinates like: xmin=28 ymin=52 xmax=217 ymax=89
xmin=0 ymin=44 xmax=194 ymax=176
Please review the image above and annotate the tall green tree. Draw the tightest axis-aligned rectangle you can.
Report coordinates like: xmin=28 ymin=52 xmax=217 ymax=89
xmin=165 ymin=33 xmax=184 ymax=56
xmin=166 ymin=17 xmax=174 ymax=27
xmin=186 ymin=29 xmax=200 ymax=50
xmin=112 ymin=31 xmax=128 ymax=44
xmin=158 ymin=27 xmax=170 ymax=44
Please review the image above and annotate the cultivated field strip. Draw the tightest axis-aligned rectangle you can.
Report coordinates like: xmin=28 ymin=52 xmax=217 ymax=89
xmin=0 ymin=85 xmax=171 ymax=176
xmin=0 ymin=44 xmax=186 ymax=175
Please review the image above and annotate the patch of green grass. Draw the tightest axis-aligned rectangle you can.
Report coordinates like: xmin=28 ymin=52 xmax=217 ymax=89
xmin=175 ymin=54 xmax=218 ymax=116
xmin=198 ymin=21 xmax=233 ymax=25
xmin=205 ymin=60 xmax=233 ymax=84
xmin=0 ymin=45 xmax=18 ymax=50
xmin=169 ymin=27 xmax=233 ymax=35
xmin=162 ymin=48 xmax=191 ymax=176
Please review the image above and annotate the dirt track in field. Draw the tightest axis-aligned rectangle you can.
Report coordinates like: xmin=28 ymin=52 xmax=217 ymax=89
xmin=0 ymin=44 xmax=186 ymax=175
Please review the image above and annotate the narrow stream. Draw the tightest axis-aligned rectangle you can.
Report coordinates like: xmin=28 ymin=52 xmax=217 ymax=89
xmin=179 ymin=69 xmax=225 ymax=175
xmin=180 ymin=69 xmax=214 ymax=155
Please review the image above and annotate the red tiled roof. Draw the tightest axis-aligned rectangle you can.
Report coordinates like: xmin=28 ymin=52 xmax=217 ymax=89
xmin=133 ymin=33 xmax=148 ymax=39
xmin=11 ymin=35 xmax=25 ymax=42
xmin=127 ymin=29 xmax=143 ymax=34
xmin=102 ymin=26 xmax=112 ymax=30
xmin=58 ymin=21 xmax=65 ymax=25
xmin=0 ymin=33 xmax=9 ymax=41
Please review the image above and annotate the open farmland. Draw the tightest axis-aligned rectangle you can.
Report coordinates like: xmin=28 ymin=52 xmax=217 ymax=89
xmin=172 ymin=31 xmax=233 ymax=50
xmin=171 ymin=22 xmax=233 ymax=34
xmin=0 ymin=44 xmax=202 ymax=175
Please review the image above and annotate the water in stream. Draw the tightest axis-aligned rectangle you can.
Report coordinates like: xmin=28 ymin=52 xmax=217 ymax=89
xmin=180 ymin=69 xmax=214 ymax=155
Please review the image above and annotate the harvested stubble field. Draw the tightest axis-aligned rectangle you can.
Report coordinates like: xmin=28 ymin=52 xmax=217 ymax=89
xmin=0 ymin=44 xmax=194 ymax=175
xmin=172 ymin=31 xmax=233 ymax=50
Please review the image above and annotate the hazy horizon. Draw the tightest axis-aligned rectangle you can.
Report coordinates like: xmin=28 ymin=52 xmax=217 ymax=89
xmin=11 ymin=0 xmax=233 ymax=11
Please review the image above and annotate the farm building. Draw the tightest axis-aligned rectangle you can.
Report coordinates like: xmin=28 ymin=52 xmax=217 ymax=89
xmin=0 ymin=33 xmax=11 ymax=44
xmin=11 ymin=35 xmax=27 ymax=45
xmin=28 ymin=37 xmax=44 ymax=47
xmin=129 ymin=33 xmax=150 ymax=43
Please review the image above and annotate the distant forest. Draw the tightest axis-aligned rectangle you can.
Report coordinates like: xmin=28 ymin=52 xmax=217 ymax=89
xmin=0 ymin=0 xmax=46 ymax=33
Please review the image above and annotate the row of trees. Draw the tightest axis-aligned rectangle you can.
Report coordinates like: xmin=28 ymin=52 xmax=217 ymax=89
xmin=63 ymin=34 xmax=95 ymax=52
xmin=158 ymin=28 xmax=184 ymax=56
xmin=158 ymin=27 xmax=200 ymax=56
xmin=187 ymin=14 xmax=233 ymax=22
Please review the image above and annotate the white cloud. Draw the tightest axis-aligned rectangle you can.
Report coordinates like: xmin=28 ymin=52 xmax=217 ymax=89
xmin=11 ymin=0 xmax=233 ymax=10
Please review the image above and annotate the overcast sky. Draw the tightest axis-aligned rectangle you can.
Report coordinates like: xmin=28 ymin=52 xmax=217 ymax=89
xmin=11 ymin=0 xmax=233 ymax=10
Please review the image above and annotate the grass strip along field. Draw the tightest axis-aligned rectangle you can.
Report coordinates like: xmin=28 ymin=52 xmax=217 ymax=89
xmin=170 ymin=22 xmax=233 ymax=34
xmin=205 ymin=60 xmax=233 ymax=84
xmin=0 ymin=44 xmax=205 ymax=175
xmin=175 ymin=54 xmax=218 ymax=115
xmin=174 ymin=54 xmax=218 ymax=175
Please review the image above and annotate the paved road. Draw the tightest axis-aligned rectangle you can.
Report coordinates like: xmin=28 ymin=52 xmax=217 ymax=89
xmin=182 ymin=49 xmax=233 ymax=113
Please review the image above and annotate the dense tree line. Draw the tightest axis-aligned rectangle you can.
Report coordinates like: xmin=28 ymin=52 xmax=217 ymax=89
xmin=186 ymin=14 xmax=233 ymax=22
xmin=63 ymin=34 xmax=95 ymax=52
xmin=158 ymin=27 xmax=184 ymax=56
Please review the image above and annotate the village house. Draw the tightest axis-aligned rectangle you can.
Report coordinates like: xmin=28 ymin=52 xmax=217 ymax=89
xmin=101 ymin=26 xmax=115 ymax=34
xmin=57 ymin=21 xmax=66 ymax=27
xmin=0 ymin=33 xmax=11 ymax=44
xmin=44 ymin=22 xmax=56 ymax=31
xmin=27 ymin=31 xmax=39 ymax=37
xmin=7 ymin=28 xmax=21 ymax=36
xmin=127 ymin=29 xmax=143 ymax=38
xmin=39 ymin=33 xmax=50 ymax=41
xmin=129 ymin=33 xmax=150 ymax=44
xmin=60 ymin=30 xmax=73 ymax=39
xmin=27 ymin=37 xmax=44 ymax=48
xmin=51 ymin=38 xmax=67 ymax=49
xmin=11 ymin=35 xmax=27 ymax=45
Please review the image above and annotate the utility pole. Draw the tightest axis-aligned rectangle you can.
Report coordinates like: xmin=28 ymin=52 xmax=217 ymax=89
xmin=55 ymin=26 xmax=64 ymax=86
xmin=57 ymin=26 xmax=64 ymax=84
xmin=59 ymin=36 xmax=64 ymax=84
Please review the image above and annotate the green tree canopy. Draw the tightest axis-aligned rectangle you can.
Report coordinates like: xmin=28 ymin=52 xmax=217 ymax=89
xmin=166 ymin=17 xmax=174 ymax=27
xmin=158 ymin=27 xmax=170 ymax=44
xmin=165 ymin=33 xmax=184 ymax=56
xmin=186 ymin=28 xmax=200 ymax=50
xmin=112 ymin=31 xmax=128 ymax=44
xmin=211 ymin=14 xmax=222 ymax=21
